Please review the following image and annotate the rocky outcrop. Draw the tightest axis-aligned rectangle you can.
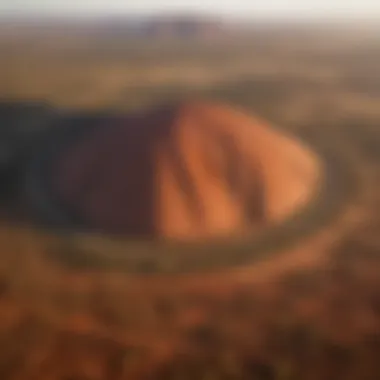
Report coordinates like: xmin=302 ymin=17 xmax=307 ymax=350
xmin=51 ymin=101 xmax=320 ymax=240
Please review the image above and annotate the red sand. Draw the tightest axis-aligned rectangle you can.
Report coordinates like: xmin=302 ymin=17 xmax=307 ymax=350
xmin=52 ymin=101 xmax=320 ymax=240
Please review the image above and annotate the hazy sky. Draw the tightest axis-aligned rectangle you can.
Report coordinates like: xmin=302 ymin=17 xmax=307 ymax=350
xmin=1 ymin=0 xmax=380 ymax=18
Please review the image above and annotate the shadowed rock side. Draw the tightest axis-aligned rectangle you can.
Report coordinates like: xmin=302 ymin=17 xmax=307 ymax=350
xmin=51 ymin=101 xmax=321 ymax=240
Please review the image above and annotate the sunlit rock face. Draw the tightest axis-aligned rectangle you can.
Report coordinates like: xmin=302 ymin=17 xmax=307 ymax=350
xmin=51 ymin=101 xmax=320 ymax=240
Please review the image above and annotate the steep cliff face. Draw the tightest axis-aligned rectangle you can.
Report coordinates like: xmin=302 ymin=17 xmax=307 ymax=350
xmin=52 ymin=101 xmax=320 ymax=240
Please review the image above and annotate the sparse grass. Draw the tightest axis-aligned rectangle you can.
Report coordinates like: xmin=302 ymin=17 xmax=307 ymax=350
xmin=0 ymin=24 xmax=379 ymax=379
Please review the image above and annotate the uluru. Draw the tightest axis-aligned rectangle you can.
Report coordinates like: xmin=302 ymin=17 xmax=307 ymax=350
xmin=26 ymin=101 xmax=321 ymax=241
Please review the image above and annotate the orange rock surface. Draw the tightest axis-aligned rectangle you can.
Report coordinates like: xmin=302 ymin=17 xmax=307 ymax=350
xmin=53 ymin=101 xmax=320 ymax=240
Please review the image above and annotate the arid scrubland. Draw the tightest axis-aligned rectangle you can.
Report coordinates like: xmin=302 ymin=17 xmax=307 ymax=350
xmin=0 ymin=23 xmax=379 ymax=379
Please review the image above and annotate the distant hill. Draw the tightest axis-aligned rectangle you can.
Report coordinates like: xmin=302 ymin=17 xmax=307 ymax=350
xmin=132 ymin=15 xmax=226 ymax=39
xmin=0 ymin=14 xmax=238 ymax=40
